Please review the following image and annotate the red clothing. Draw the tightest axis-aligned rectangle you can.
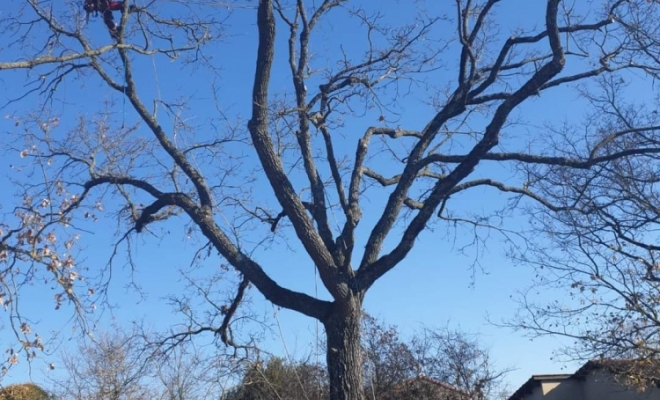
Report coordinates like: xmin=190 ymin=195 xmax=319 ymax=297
xmin=84 ymin=0 xmax=125 ymax=13
xmin=84 ymin=0 xmax=127 ymax=37
xmin=106 ymin=1 xmax=124 ymax=11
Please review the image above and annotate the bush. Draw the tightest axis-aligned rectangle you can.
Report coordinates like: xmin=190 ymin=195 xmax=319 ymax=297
xmin=0 ymin=383 xmax=51 ymax=400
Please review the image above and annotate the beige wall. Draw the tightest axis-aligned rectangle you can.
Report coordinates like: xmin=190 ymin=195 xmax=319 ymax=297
xmin=516 ymin=378 xmax=584 ymax=400
xmin=539 ymin=379 xmax=583 ymax=400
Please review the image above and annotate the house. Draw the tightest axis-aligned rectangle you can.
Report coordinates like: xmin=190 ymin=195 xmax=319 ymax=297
xmin=508 ymin=360 xmax=660 ymax=400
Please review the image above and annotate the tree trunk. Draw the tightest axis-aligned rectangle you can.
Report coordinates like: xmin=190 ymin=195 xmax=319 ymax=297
xmin=324 ymin=297 xmax=365 ymax=400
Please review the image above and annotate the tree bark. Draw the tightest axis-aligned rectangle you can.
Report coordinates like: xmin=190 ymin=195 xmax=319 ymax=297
xmin=324 ymin=296 xmax=365 ymax=400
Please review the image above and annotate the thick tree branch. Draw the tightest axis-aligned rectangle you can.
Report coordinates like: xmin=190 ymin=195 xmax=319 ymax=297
xmin=218 ymin=274 xmax=250 ymax=348
xmin=286 ymin=0 xmax=337 ymax=258
xmin=358 ymin=0 xmax=566 ymax=290
xmin=116 ymin=46 xmax=214 ymax=210
xmin=358 ymin=95 xmax=469 ymax=270
xmin=77 ymin=174 xmax=332 ymax=320
xmin=469 ymin=16 xmax=614 ymax=99
xmin=248 ymin=0 xmax=344 ymax=300
xmin=417 ymin=132 xmax=660 ymax=170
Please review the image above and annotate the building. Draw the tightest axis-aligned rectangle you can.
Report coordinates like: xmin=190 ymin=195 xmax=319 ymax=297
xmin=508 ymin=360 xmax=660 ymax=400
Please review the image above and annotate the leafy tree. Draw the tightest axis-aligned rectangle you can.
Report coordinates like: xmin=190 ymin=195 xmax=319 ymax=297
xmin=2 ymin=1 xmax=660 ymax=399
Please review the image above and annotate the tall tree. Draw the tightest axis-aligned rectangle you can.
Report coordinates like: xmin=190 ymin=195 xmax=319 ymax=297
xmin=2 ymin=1 xmax=660 ymax=399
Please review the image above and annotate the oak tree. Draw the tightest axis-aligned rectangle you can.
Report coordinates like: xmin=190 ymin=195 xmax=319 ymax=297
xmin=2 ymin=1 xmax=660 ymax=399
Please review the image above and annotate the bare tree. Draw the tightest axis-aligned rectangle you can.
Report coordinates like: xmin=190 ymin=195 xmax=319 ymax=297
xmin=50 ymin=326 xmax=236 ymax=400
xmin=154 ymin=342 xmax=234 ymax=400
xmin=51 ymin=328 xmax=153 ymax=400
xmin=2 ymin=0 xmax=660 ymax=399
xmin=507 ymin=76 xmax=660 ymax=388
xmin=413 ymin=327 xmax=511 ymax=400
xmin=361 ymin=314 xmax=417 ymax=399
xmin=361 ymin=315 xmax=508 ymax=400
xmin=499 ymin=3 xmax=660 ymax=383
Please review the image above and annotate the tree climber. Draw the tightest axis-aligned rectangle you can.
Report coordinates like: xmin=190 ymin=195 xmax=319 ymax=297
xmin=83 ymin=1 xmax=136 ymax=38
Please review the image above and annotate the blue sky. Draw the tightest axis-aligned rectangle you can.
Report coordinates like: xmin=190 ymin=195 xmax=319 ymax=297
xmin=1 ymin=0 xmax=646 ymax=394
